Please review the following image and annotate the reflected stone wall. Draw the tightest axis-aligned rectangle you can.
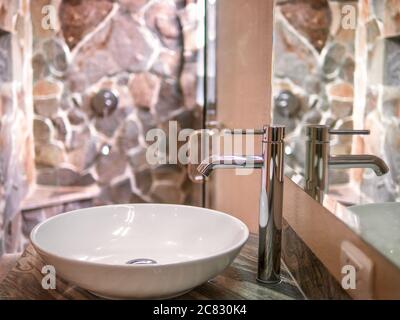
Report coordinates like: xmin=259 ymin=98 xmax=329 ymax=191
xmin=360 ymin=0 xmax=400 ymax=202
xmin=273 ymin=0 xmax=400 ymax=203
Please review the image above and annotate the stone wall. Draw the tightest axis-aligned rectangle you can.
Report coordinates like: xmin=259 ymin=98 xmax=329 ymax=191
xmin=273 ymin=0 xmax=400 ymax=203
xmin=31 ymin=1 xmax=202 ymax=209
xmin=359 ymin=0 xmax=400 ymax=202
xmin=0 ymin=0 xmax=35 ymax=255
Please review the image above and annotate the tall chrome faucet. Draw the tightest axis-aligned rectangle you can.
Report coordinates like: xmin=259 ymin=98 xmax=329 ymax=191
xmin=197 ymin=125 xmax=285 ymax=284
xmin=305 ymin=125 xmax=389 ymax=203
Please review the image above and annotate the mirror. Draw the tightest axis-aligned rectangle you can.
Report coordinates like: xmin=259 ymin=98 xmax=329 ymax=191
xmin=272 ymin=0 xmax=400 ymax=268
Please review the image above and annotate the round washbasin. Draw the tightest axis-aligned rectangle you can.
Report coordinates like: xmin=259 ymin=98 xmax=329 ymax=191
xmin=349 ymin=202 xmax=400 ymax=267
xmin=30 ymin=204 xmax=249 ymax=299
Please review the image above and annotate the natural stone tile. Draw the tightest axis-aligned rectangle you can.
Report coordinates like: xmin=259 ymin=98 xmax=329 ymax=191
xmin=382 ymin=97 xmax=400 ymax=119
xmin=94 ymin=186 xmax=113 ymax=206
xmin=154 ymin=80 xmax=183 ymax=120
xmin=68 ymin=127 xmax=91 ymax=151
xmin=369 ymin=38 xmax=400 ymax=87
xmin=67 ymin=69 xmax=90 ymax=93
xmin=153 ymin=164 xmax=185 ymax=186
xmin=94 ymin=107 xmax=132 ymax=138
xmin=137 ymin=108 xmax=158 ymax=134
xmin=128 ymin=148 xmax=149 ymax=171
xmin=339 ymin=56 xmax=355 ymax=83
xmin=383 ymin=38 xmax=400 ymax=86
xmin=155 ymin=10 xmax=182 ymax=49
xmin=73 ymin=50 xmax=120 ymax=88
xmin=145 ymin=0 xmax=177 ymax=32
xmin=302 ymin=108 xmax=323 ymax=125
xmin=32 ymin=53 xmax=49 ymax=81
xmin=382 ymin=0 xmax=400 ymax=37
xmin=180 ymin=62 xmax=197 ymax=109
xmin=109 ymin=177 xmax=134 ymax=204
xmin=321 ymin=42 xmax=347 ymax=80
xmin=34 ymin=98 xmax=60 ymax=118
xmin=77 ymin=171 xmax=96 ymax=186
xmin=156 ymin=15 xmax=181 ymax=39
xmin=151 ymin=49 xmax=181 ymax=78
xmin=36 ymin=165 xmax=82 ymax=186
xmin=279 ymin=0 xmax=331 ymax=52
xmin=274 ymin=16 xmax=319 ymax=93
xmin=116 ymin=72 xmax=131 ymax=86
xmin=67 ymin=18 xmax=118 ymax=89
xmin=383 ymin=121 xmax=400 ymax=187
xmin=33 ymin=116 xmax=54 ymax=143
xmin=172 ymin=109 xmax=196 ymax=130
xmin=68 ymin=137 xmax=98 ymax=171
xmin=129 ymin=72 xmax=161 ymax=109
xmin=107 ymin=12 xmax=158 ymax=72
xmin=130 ymin=192 xmax=147 ymax=204
xmin=134 ymin=169 xmax=153 ymax=194
xmin=33 ymin=79 xmax=63 ymax=117
xmin=68 ymin=108 xmax=86 ymax=125
xmin=328 ymin=85 xmax=354 ymax=119
xmin=35 ymin=142 xmax=66 ymax=167
xmin=366 ymin=18 xmax=381 ymax=45
xmin=59 ymin=0 xmax=114 ymax=49
xmin=117 ymin=119 xmax=140 ymax=151
xmin=120 ymin=0 xmax=149 ymax=13
xmin=95 ymin=150 xmax=127 ymax=184
xmin=33 ymin=78 xmax=62 ymax=97
xmin=52 ymin=115 xmax=70 ymax=142
xmin=150 ymin=183 xmax=183 ymax=204
xmin=42 ymin=38 xmax=70 ymax=76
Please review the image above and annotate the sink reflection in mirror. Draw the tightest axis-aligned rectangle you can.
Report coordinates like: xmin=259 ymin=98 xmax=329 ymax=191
xmin=348 ymin=203 xmax=400 ymax=268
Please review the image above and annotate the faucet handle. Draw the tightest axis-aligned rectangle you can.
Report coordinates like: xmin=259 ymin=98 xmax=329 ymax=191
xmin=221 ymin=128 xmax=265 ymax=135
xmin=329 ymin=129 xmax=370 ymax=136
xmin=306 ymin=125 xmax=369 ymax=143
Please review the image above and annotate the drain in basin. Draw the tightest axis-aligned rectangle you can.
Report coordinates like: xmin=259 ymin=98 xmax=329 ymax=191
xmin=126 ymin=258 xmax=157 ymax=265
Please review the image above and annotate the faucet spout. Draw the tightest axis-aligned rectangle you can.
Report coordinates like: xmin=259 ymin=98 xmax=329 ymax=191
xmin=198 ymin=155 xmax=264 ymax=177
xmin=329 ymin=155 xmax=389 ymax=176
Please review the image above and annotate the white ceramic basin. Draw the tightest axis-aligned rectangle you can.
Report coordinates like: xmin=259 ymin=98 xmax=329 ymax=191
xmin=30 ymin=204 xmax=249 ymax=299
xmin=349 ymin=202 xmax=400 ymax=267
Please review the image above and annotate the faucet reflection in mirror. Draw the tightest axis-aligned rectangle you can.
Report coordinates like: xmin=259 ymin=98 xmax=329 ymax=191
xmin=304 ymin=125 xmax=389 ymax=203
xmin=198 ymin=125 xmax=285 ymax=284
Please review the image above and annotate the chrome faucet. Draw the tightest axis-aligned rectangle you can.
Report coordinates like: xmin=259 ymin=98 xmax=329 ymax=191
xmin=304 ymin=125 xmax=389 ymax=203
xmin=197 ymin=125 xmax=285 ymax=284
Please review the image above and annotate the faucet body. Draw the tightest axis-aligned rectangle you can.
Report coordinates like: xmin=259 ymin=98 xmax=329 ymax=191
xmin=304 ymin=125 xmax=389 ymax=203
xmin=197 ymin=125 xmax=285 ymax=284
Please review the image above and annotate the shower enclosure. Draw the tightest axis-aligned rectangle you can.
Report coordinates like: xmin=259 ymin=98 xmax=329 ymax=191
xmin=0 ymin=0 xmax=207 ymax=255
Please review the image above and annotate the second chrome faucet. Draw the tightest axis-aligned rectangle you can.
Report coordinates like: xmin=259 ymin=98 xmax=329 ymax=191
xmin=305 ymin=125 xmax=389 ymax=203
xmin=197 ymin=125 xmax=285 ymax=284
